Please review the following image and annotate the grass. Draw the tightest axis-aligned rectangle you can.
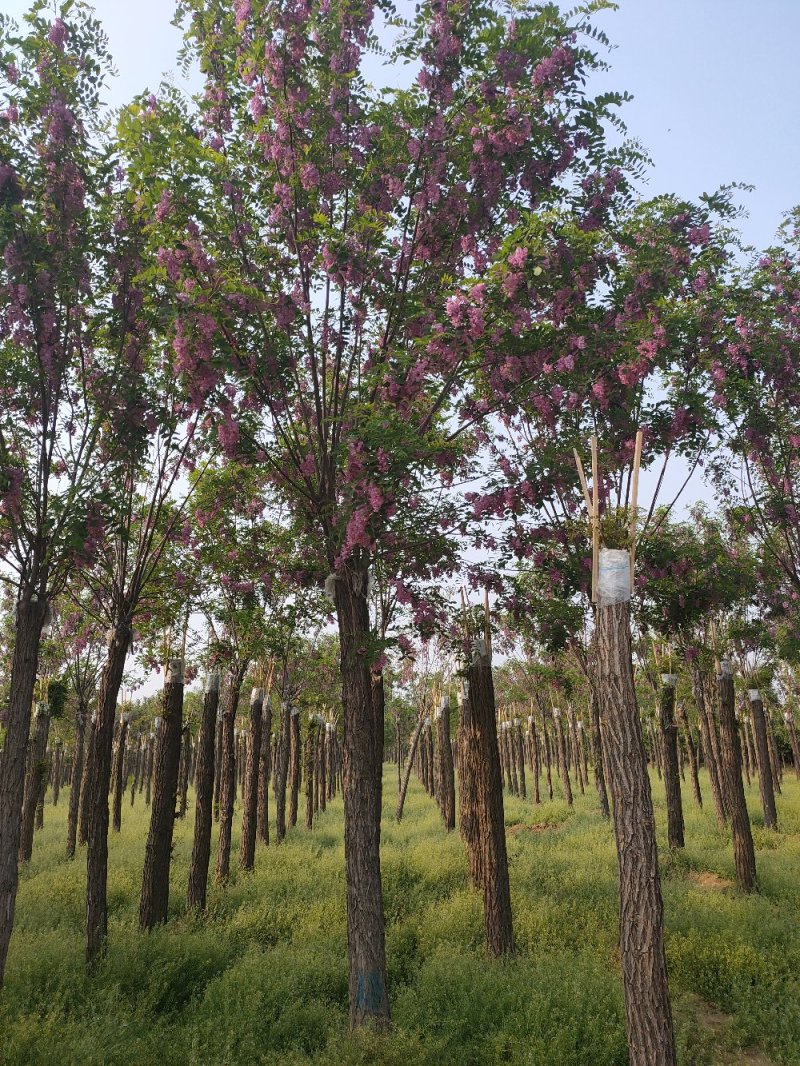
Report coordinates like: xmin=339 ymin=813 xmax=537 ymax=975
xmin=1 ymin=765 xmax=799 ymax=1065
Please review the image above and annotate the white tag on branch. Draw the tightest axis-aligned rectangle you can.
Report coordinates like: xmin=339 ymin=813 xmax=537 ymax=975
xmin=597 ymin=549 xmax=632 ymax=607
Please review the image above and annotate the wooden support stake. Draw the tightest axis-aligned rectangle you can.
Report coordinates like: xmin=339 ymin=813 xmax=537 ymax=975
xmin=573 ymin=448 xmax=593 ymax=514
xmin=629 ymin=428 xmax=643 ymax=591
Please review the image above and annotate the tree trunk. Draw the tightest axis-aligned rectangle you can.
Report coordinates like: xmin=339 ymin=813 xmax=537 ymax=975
xmin=748 ymin=690 xmax=777 ymax=830
xmin=596 ymin=596 xmax=676 ymax=1066
xmin=52 ymin=741 xmax=63 ymax=807
xmin=188 ymin=673 xmax=220 ymax=911
xmin=86 ymin=628 xmax=130 ymax=965
xmin=139 ymin=659 xmax=184 ymax=930
xmin=434 ymin=696 xmax=456 ymax=831
xmin=676 ymin=701 xmax=702 ymax=808
xmin=589 ymin=689 xmax=610 ymax=818
xmin=305 ymin=721 xmax=316 ymax=830
xmin=716 ymin=666 xmax=756 ymax=891
xmin=215 ymin=666 xmax=246 ymax=884
xmin=78 ymin=713 xmax=95 ymax=847
xmin=785 ymin=712 xmax=800 ymax=781
xmin=178 ymin=728 xmax=191 ymax=819
xmin=288 ymin=708 xmax=301 ymax=830
xmin=19 ymin=703 xmax=51 ymax=862
xmin=552 ymin=709 xmax=573 ymax=806
xmin=467 ymin=638 xmax=514 ymax=957
xmin=372 ymin=671 xmax=385 ymax=829
xmin=213 ymin=715 xmax=223 ymax=823
xmin=66 ymin=706 xmax=87 ymax=860
xmin=396 ymin=709 xmax=425 ymax=822
xmin=111 ymin=715 xmax=130 ymax=834
xmin=0 ymin=592 xmax=47 ymax=990
xmin=692 ymin=662 xmax=727 ymax=826
xmin=275 ymin=698 xmax=290 ymax=843
xmin=238 ymin=687 xmax=263 ymax=871
xmin=458 ymin=689 xmax=484 ymax=887
xmin=256 ymin=696 xmax=273 ymax=844
xmin=334 ymin=562 xmax=390 ymax=1030
xmin=528 ymin=714 xmax=541 ymax=805
xmin=658 ymin=677 xmax=684 ymax=849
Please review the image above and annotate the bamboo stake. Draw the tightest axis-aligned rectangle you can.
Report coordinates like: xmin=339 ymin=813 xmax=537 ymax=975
xmin=629 ymin=428 xmax=643 ymax=591
xmin=573 ymin=448 xmax=593 ymax=514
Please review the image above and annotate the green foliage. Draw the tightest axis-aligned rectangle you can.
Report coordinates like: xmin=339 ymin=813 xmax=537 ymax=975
xmin=45 ymin=677 xmax=68 ymax=720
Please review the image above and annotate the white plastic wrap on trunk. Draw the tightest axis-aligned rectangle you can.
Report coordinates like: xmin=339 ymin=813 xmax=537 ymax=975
xmin=597 ymin=548 xmax=631 ymax=606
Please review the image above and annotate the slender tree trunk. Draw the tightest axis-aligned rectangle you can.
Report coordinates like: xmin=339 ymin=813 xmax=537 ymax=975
xmin=66 ymin=706 xmax=87 ymax=860
xmin=256 ymin=696 xmax=273 ymax=844
xmin=139 ymin=660 xmax=184 ymax=930
xmin=765 ymin=711 xmax=782 ymax=795
xmin=552 ymin=709 xmax=573 ymax=806
xmin=0 ymin=592 xmax=47 ymax=990
xmin=785 ymin=712 xmax=800 ymax=781
xmin=130 ymin=735 xmax=142 ymax=807
xmin=467 ymin=637 xmax=514 ymax=957
xmin=568 ymin=707 xmax=585 ymax=796
xmin=692 ymin=662 xmax=727 ymax=826
xmin=658 ymin=676 xmax=684 ymax=849
xmin=596 ymin=594 xmax=676 ymax=1066
xmin=319 ymin=725 xmax=328 ymax=811
xmin=216 ymin=666 xmax=246 ymax=884
xmin=78 ymin=713 xmax=95 ymax=847
xmin=590 ymin=689 xmax=610 ymax=818
xmin=396 ymin=709 xmax=425 ymax=822
xmin=458 ymin=690 xmax=484 ymax=887
xmin=305 ymin=722 xmax=316 ymax=830
xmin=111 ymin=715 xmax=130 ymax=834
xmin=213 ymin=715 xmax=223 ymax=823
xmin=238 ymin=687 xmax=263 ymax=871
xmin=52 ymin=741 xmax=62 ymax=807
xmin=178 ymin=728 xmax=191 ymax=819
xmin=717 ymin=665 xmax=756 ymax=891
xmin=514 ymin=719 xmax=526 ymax=801
xmin=541 ymin=707 xmax=554 ymax=801
xmin=748 ymin=690 xmax=777 ymax=830
xmin=528 ymin=714 xmax=541 ymax=806
xmin=144 ymin=734 xmax=154 ymax=806
xmin=288 ymin=709 xmax=301 ymax=829
xmin=676 ymin=701 xmax=702 ymax=808
xmin=275 ymin=698 xmax=290 ymax=843
xmin=187 ymin=674 xmax=220 ymax=911
xmin=86 ymin=628 xmax=130 ymax=965
xmin=19 ymin=704 xmax=51 ymax=861
xmin=334 ymin=563 xmax=390 ymax=1030
xmin=435 ymin=696 xmax=456 ymax=831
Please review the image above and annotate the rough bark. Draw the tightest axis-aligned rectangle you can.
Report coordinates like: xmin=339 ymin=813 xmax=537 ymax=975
xmin=275 ymin=699 xmax=290 ymax=843
xmin=178 ymin=728 xmax=191 ymax=819
xmin=658 ymin=678 xmax=685 ymax=849
xmin=52 ymin=741 xmax=63 ymax=808
xmin=596 ymin=599 xmax=676 ymax=1066
xmin=785 ymin=712 xmax=800 ymax=782
xmin=335 ymin=563 xmax=390 ymax=1030
xmin=692 ymin=662 xmax=727 ymax=826
xmin=187 ymin=674 xmax=220 ymax=911
xmin=139 ymin=660 xmax=184 ymax=930
xmin=748 ymin=691 xmax=777 ymax=830
xmin=288 ymin=708 xmax=301 ymax=829
xmin=213 ymin=715 xmax=223 ymax=823
xmin=552 ymin=709 xmax=573 ymax=806
xmin=467 ymin=639 xmax=514 ymax=957
xmin=716 ymin=666 xmax=756 ymax=892
xmin=458 ymin=691 xmax=483 ymax=887
xmin=111 ymin=715 xmax=130 ymax=834
xmin=0 ymin=593 xmax=47 ymax=990
xmin=19 ymin=703 xmax=51 ymax=862
xmin=434 ymin=697 xmax=456 ymax=831
xmin=238 ymin=687 xmax=264 ymax=871
xmin=256 ymin=697 xmax=273 ymax=844
xmin=676 ymin=701 xmax=702 ymax=808
xmin=589 ymin=689 xmax=610 ymax=819
xmin=66 ymin=705 xmax=87 ymax=860
xmin=304 ymin=722 xmax=316 ymax=830
xmin=86 ymin=629 xmax=130 ymax=965
xmin=215 ymin=666 xmax=246 ymax=884
xmin=371 ymin=671 xmax=385 ymax=829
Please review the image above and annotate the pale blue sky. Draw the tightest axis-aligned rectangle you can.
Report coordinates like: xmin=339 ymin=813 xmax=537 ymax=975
xmin=2 ymin=0 xmax=796 ymax=249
